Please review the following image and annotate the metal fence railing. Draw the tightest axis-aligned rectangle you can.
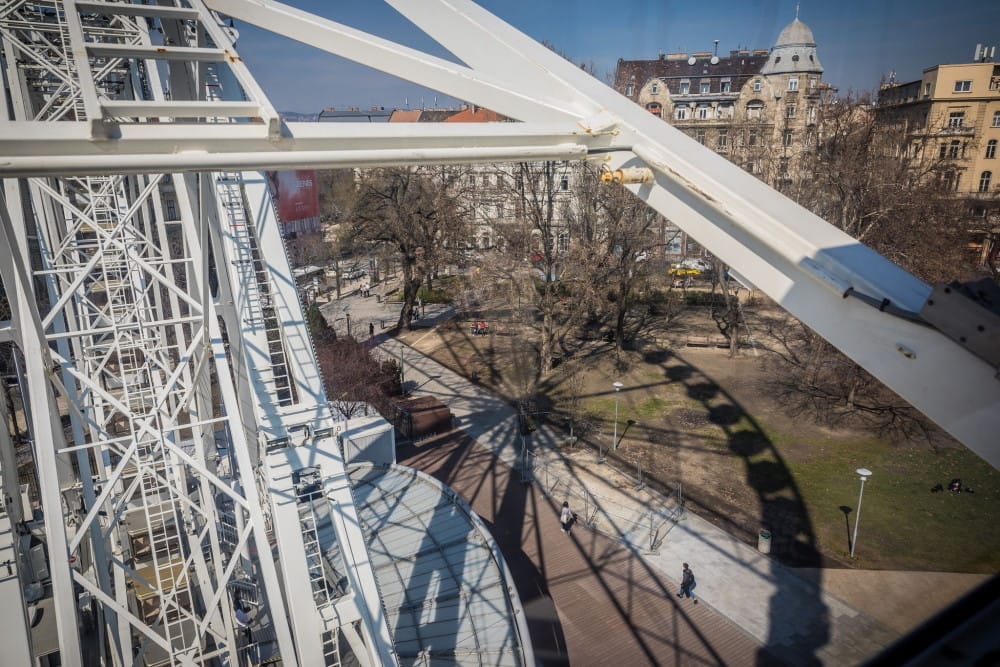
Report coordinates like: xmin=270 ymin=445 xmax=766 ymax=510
xmin=521 ymin=452 xmax=684 ymax=554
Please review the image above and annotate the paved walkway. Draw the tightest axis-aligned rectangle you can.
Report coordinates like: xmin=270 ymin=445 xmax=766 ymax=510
xmin=319 ymin=285 xmax=976 ymax=665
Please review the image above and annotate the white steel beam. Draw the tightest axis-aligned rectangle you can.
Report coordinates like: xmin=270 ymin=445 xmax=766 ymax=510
xmin=84 ymin=43 xmax=230 ymax=62
xmin=73 ymin=1 xmax=201 ymax=21
xmin=0 ymin=187 xmax=83 ymax=666
xmin=204 ymin=0 xmax=583 ymax=123
xmin=0 ymin=121 xmax=605 ymax=175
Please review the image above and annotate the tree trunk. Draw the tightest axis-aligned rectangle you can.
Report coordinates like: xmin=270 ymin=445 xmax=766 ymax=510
xmin=398 ymin=252 xmax=421 ymax=330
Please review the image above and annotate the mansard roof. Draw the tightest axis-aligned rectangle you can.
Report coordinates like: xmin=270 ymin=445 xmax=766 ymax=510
xmin=615 ymin=50 xmax=770 ymax=99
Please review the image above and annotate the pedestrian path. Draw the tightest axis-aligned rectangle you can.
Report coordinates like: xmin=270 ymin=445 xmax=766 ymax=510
xmin=376 ymin=336 xmax=901 ymax=665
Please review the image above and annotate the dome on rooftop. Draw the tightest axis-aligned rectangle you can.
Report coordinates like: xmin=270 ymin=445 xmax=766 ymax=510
xmin=775 ymin=18 xmax=816 ymax=47
xmin=761 ymin=16 xmax=823 ymax=75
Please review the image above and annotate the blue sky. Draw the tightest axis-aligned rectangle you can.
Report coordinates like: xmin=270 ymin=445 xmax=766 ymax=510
xmin=232 ymin=1 xmax=1000 ymax=113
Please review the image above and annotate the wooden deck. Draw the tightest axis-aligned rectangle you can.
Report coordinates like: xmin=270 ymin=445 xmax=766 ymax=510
xmin=398 ymin=432 xmax=770 ymax=667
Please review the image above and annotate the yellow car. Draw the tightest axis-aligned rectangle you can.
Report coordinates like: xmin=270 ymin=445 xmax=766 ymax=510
xmin=668 ymin=266 xmax=701 ymax=277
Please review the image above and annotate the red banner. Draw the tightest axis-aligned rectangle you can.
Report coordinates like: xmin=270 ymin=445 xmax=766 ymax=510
xmin=266 ymin=170 xmax=319 ymax=228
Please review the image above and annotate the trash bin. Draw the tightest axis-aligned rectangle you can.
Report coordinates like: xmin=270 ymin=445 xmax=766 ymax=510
xmin=757 ymin=529 xmax=772 ymax=554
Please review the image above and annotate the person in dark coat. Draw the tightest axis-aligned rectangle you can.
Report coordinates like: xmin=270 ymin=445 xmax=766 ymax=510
xmin=560 ymin=501 xmax=575 ymax=534
xmin=677 ymin=562 xmax=697 ymax=603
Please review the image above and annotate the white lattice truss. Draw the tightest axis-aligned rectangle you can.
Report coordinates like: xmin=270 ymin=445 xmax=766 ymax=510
xmin=0 ymin=1 xmax=997 ymax=667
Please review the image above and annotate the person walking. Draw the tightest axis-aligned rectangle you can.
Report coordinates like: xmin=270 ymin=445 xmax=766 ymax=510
xmin=369 ymin=321 xmax=375 ymax=338
xmin=677 ymin=562 xmax=697 ymax=603
xmin=560 ymin=501 xmax=575 ymax=535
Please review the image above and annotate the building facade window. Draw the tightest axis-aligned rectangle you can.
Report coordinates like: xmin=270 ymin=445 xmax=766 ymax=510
xmin=721 ymin=80 xmax=731 ymax=93
xmin=993 ymin=110 xmax=1000 ymax=127
xmin=560 ymin=175 xmax=569 ymax=191
xmin=940 ymin=139 xmax=962 ymax=159
xmin=651 ymin=82 xmax=659 ymax=94
xmin=786 ymin=104 xmax=796 ymax=118
xmin=942 ymin=171 xmax=958 ymax=191
xmin=746 ymin=101 xmax=763 ymax=119
xmin=717 ymin=130 xmax=728 ymax=149
xmin=948 ymin=111 xmax=965 ymax=128
xmin=748 ymin=129 xmax=758 ymax=147
xmin=787 ymin=77 xmax=799 ymax=91
xmin=675 ymin=104 xmax=689 ymax=120
xmin=680 ymin=81 xmax=690 ymax=95
xmin=700 ymin=81 xmax=710 ymax=94
xmin=807 ymin=106 xmax=817 ymax=124
xmin=953 ymin=80 xmax=972 ymax=93
xmin=165 ymin=198 xmax=177 ymax=220
xmin=979 ymin=171 xmax=992 ymax=192
xmin=753 ymin=79 xmax=761 ymax=92
xmin=696 ymin=105 xmax=711 ymax=119
xmin=783 ymin=130 xmax=793 ymax=147
xmin=695 ymin=129 xmax=706 ymax=144
xmin=987 ymin=139 xmax=998 ymax=159
xmin=625 ymin=82 xmax=634 ymax=96
xmin=924 ymin=82 xmax=932 ymax=98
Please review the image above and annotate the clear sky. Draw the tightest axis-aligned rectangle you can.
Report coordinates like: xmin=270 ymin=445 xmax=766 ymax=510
xmin=231 ymin=1 xmax=1000 ymax=113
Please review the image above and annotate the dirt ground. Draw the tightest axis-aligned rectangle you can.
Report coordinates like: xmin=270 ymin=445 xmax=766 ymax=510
xmin=397 ymin=299 xmax=999 ymax=572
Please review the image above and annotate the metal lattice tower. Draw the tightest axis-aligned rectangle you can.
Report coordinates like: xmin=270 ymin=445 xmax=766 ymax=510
xmin=0 ymin=2 xmax=393 ymax=665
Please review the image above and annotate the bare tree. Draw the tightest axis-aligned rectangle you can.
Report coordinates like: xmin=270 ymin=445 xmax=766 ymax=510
xmin=710 ymin=260 xmax=744 ymax=358
xmin=349 ymin=167 xmax=470 ymax=329
xmin=595 ymin=171 xmax=665 ymax=354
xmin=506 ymin=161 xmax=575 ymax=375
xmin=789 ymin=96 xmax=971 ymax=280
xmin=314 ymin=336 xmax=401 ymax=419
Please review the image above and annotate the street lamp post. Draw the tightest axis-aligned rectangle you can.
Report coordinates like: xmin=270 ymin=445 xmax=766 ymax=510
xmin=612 ymin=381 xmax=624 ymax=451
xmin=850 ymin=467 xmax=872 ymax=558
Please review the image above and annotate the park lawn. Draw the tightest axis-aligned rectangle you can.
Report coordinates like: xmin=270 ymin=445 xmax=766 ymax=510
xmin=774 ymin=434 xmax=1000 ymax=573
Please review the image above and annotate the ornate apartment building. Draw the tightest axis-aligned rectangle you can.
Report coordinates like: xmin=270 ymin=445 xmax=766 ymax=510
xmin=613 ymin=17 xmax=832 ymax=189
xmin=877 ymin=56 xmax=1000 ymax=265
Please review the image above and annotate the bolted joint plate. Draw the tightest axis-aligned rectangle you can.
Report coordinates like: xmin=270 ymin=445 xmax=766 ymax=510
xmin=920 ymin=279 xmax=1000 ymax=371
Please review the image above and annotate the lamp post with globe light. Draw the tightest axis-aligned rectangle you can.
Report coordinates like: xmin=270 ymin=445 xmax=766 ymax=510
xmin=850 ymin=468 xmax=872 ymax=558
xmin=612 ymin=382 xmax=624 ymax=451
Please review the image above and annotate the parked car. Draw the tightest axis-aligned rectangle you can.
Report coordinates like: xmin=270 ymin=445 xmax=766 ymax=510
xmin=668 ymin=265 xmax=701 ymax=277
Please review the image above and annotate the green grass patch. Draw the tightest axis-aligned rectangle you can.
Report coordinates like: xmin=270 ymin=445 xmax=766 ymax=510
xmin=779 ymin=438 xmax=1000 ymax=572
